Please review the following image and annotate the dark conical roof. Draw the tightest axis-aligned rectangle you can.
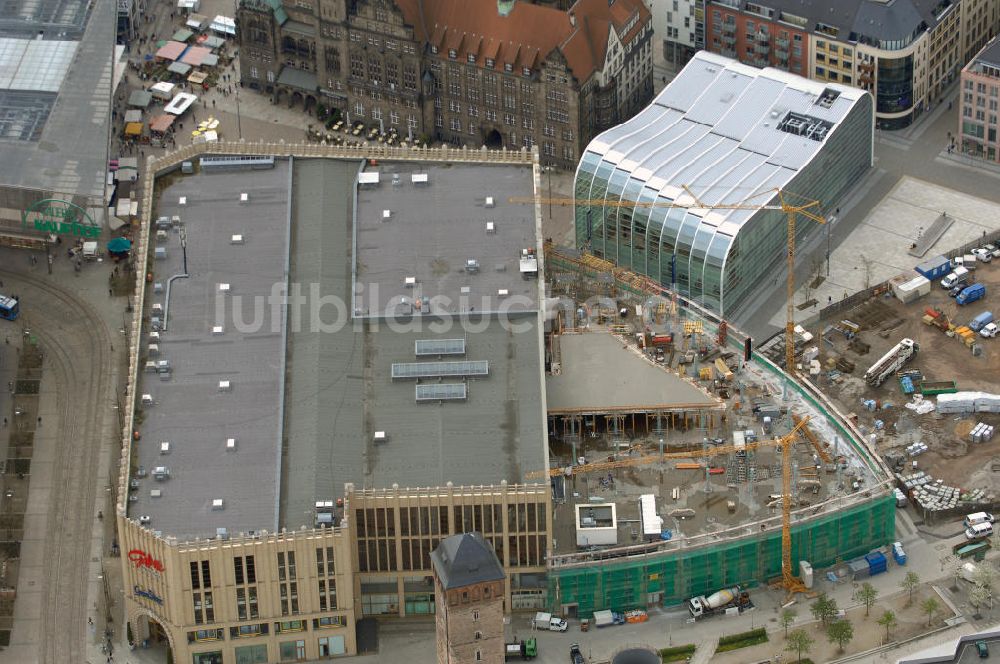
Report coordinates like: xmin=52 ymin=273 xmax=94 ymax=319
xmin=430 ymin=532 xmax=504 ymax=591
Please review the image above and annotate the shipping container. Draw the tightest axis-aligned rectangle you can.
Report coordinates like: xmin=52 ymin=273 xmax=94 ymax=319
xmin=915 ymin=255 xmax=951 ymax=280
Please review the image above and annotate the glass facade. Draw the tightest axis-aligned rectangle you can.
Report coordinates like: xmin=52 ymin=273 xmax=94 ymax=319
xmin=574 ymin=58 xmax=873 ymax=315
xmin=875 ymin=54 xmax=914 ymax=127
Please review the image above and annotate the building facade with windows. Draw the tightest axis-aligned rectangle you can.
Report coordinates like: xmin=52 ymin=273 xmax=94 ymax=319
xmin=705 ymin=0 xmax=1000 ymax=129
xmin=644 ymin=0 xmax=705 ymax=68
xmin=573 ymin=52 xmax=873 ymax=316
xmin=960 ymin=36 xmax=1000 ymax=161
xmin=235 ymin=0 xmax=654 ymax=168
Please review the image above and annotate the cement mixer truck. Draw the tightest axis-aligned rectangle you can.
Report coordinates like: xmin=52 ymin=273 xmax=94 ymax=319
xmin=687 ymin=586 xmax=752 ymax=620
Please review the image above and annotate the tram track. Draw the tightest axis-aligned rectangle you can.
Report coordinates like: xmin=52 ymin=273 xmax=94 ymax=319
xmin=0 ymin=267 xmax=115 ymax=664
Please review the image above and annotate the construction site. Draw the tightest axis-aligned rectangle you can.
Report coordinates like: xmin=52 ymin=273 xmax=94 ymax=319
xmin=779 ymin=243 xmax=1000 ymax=528
xmin=536 ymin=245 xmax=896 ymax=617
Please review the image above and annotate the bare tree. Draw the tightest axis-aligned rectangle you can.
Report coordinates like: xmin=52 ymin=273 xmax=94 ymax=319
xmin=858 ymin=253 xmax=875 ymax=290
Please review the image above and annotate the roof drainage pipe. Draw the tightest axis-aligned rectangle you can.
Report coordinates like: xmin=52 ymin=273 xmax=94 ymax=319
xmin=160 ymin=273 xmax=189 ymax=332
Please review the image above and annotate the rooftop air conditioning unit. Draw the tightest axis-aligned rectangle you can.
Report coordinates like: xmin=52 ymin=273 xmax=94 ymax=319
xmin=178 ymin=196 xmax=187 ymax=205
xmin=231 ymin=234 xmax=244 ymax=244
xmin=147 ymin=343 xmax=159 ymax=356
xmin=404 ymin=277 xmax=416 ymax=288
xmin=240 ymin=192 xmax=249 ymax=203
xmin=218 ymin=380 xmax=231 ymax=391
xmin=211 ymin=499 xmax=225 ymax=510
xmin=485 ymin=196 xmax=495 ymax=208
xmin=486 ymin=221 xmax=495 ymax=234
xmin=212 ymin=325 xmax=224 ymax=335
xmin=160 ymin=441 xmax=171 ymax=454
xmin=141 ymin=394 xmax=154 ymax=406
xmin=218 ymin=283 xmax=230 ymax=293
xmin=152 ymin=466 xmax=170 ymax=480
xmin=374 ymin=431 xmax=388 ymax=443
xmin=226 ymin=438 xmax=237 ymax=451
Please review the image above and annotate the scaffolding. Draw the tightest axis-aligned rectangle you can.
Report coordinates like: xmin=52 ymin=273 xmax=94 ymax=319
xmin=549 ymin=493 xmax=895 ymax=616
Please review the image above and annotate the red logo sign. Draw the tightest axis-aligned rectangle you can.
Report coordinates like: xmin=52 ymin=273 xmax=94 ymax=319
xmin=128 ymin=549 xmax=165 ymax=573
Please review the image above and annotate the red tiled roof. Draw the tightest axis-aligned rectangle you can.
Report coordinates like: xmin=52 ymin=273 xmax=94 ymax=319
xmin=392 ymin=0 xmax=649 ymax=82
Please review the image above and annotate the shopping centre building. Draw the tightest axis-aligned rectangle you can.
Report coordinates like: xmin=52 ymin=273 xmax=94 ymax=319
xmin=118 ymin=143 xmax=893 ymax=664
xmin=572 ymin=51 xmax=874 ymax=316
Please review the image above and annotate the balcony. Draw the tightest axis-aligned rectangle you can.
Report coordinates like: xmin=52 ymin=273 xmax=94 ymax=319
xmin=775 ymin=48 xmax=789 ymax=60
xmin=776 ymin=38 xmax=789 ymax=49
xmin=722 ymin=33 xmax=736 ymax=46
xmin=721 ymin=48 xmax=737 ymax=58
xmin=722 ymin=23 xmax=736 ymax=35
xmin=752 ymin=57 xmax=768 ymax=68
xmin=755 ymin=41 xmax=770 ymax=54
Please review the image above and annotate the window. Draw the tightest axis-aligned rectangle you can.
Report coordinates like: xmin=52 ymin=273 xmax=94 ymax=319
xmin=390 ymin=110 xmax=399 ymax=125
xmin=190 ymin=561 xmax=200 ymax=590
xmin=472 ymin=610 xmax=480 ymax=621
xmin=476 ymin=651 xmax=482 ymax=661
xmin=249 ymin=587 xmax=259 ymax=619
xmin=230 ymin=623 xmax=267 ymax=639
xmin=193 ymin=592 xmax=204 ymax=624
xmin=485 ymin=57 xmax=495 ymax=68
xmin=276 ymin=620 xmax=306 ymax=633
xmin=504 ymin=62 xmax=513 ymax=72
xmin=486 ymin=109 xmax=497 ymax=122
xmin=504 ymin=112 xmax=515 ymax=126
xmin=314 ymin=615 xmax=348 ymax=629
xmin=450 ymin=117 xmax=462 ymax=131
xmin=279 ymin=640 xmax=306 ymax=662
xmin=237 ymin=587 xmax=247 ymax=620
xmin=468 ymin=53 xmax=476 ymax=63
xmin=234 ymin=644 xmax=268 ymax=664
xmin=474 ymin=631 xmax=482 ymax=640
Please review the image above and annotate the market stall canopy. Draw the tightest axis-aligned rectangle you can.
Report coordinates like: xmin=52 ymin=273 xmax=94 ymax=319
xmin=178 ymin=0 xmax=199 ymax=9
xmin=187 ymin=70 xmax=208 ymax=85
xmin=150 ymin=81 xmax=176 ymax=99
xmin=192 ymin=129 xmax=218 ymax=143
xmin=210 ymin=15 xmax=235 ymax=35
xmin=124 ymin=109 xmax=142 ymax=123
xmin=107 ymin=237 xmax=132 ymax=253
xmin=164 ymin=92 xmax=197 ymax=115
xmin=127 ymin=90 xmax=152 ymax=107
xmin=200 ymin=35 xmax=224 ymax=48
xmin=155 ymin=40 xmax=186 ymax=61
xmin=172 ymin=28 xmax=194 ymax=42
xmin=181 ymin=45 xmax=211 ymax=66
xmin=124 ymin=122 xmax=143 ymax=136
xmin=167 ymin=61 xmax=192 ymax=75
xmin=149 ymin=114 xmax=176 ymax=133
xmin=201 ymin=53 xmax=219 ymax=67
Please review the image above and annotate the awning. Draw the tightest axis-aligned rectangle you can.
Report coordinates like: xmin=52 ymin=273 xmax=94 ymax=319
xmin=172 ymin=28 xmax=194 ymax=42
xmin=186 ymin=14 xmax=205 ymax=29
xmin=150 ymin=81 xmax=175 ymax=97
xmin=167 ymin=61 xmax=192 ymax=75
xmin=201 ymin=53 xmax=218 ymax=67
xmin=149 ymin=114 xmax=176 ymax=133
xmin=164 ymin=92 xmax=197 ymax=115
xmin=187 ymin=70 xmax=208 ymax=85
xmin=127 ymin=90 xmax=153 ymax=107
xmin=108 ymin=237 xmax=132 ymax=253
xmin=180 ymin=46 xmax=211 ymax=66
xmin=276 ymin=66 xmax=317 ymax=92
xmin=124 ymin=122 xmax=143 ymax=136
xmin=200 ymin=35 xmax=224 ymax=48
xmin=155 ymin=40 xmax=187 ymax=61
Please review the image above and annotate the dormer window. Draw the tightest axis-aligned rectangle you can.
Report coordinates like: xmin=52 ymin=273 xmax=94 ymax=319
xmin=431 ymin=45 xmax=439 ymax=54
xmin=448 ymin=48 xmax=457 ymax=59
xmin=485 ymin=58 xmax=495 ymax=68
xmin=468 ymin=53 xmax=476 ymax=64
xmin=522 ymin=67 xmax=531 ymax=77
xmin=504 ymin=62 xmax=513 ymax=72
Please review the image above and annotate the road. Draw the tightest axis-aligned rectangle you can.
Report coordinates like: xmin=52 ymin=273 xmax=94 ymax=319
xmin=1 ymin=255 xmax=121 ymax=664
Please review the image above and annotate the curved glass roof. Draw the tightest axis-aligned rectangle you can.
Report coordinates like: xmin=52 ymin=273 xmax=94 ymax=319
xmin=576 ymin=51 xmax=868 ymax=310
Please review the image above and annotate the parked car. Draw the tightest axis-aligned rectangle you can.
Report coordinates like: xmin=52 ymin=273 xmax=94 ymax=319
xmin=950 ymin=284 xmax=965 ymax=297
xmin=973 ymin=248 xmax=993 ymax=263
xmin=976 ymin=640 xmax=989 ymax=658
xmin=981 ymin=322 xmax=999 ymax=338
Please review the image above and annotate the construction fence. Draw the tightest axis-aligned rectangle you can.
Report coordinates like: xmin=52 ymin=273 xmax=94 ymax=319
xmin=548 ymin=492 xmax=896 ymax=616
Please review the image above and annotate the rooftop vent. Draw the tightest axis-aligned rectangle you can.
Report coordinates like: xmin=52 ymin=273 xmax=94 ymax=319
xmin=211 ymin=498 xmax=225 ymax=510
xmin=231 ymin=234 xmax=244 ymax=244
xmin=374 ymin=431 xmax=388 ymax=443
xmin=160 ymin=441 xmax=171 ymax=454
xmin=218 ymin=380 xmax=231 ymax=391
xmin=240 ymin=192 xmax=249 ymax=203
xmin=485 ymin=196 xmax=495 ymax=208
xmin=226 ymin=438 xmax=237 ymax=451
xmin=218 ymin=283 xmax=230 ymax=293
xmin=486 ymin=221 xmax=496 ymax=234
xmin=178 ymin=196 xmax=187 ymax=205
xmin=816 ymin=88 xmax=841 ymax=109
xmin=777 ymin=111 xmax=833 ymax=142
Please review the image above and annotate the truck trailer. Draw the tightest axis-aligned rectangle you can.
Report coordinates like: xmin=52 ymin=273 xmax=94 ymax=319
xmin=687 ymin=586 xmax=752 ymax=619
xmin=864 ymin=338 xmax=918 ymax=387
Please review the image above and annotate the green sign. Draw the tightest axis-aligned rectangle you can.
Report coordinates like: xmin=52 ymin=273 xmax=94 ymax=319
xmin=21 ymin=198 xmax=99 ymax=238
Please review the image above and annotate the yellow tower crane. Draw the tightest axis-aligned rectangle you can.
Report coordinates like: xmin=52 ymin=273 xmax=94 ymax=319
xmin=529 ymin=417 xmax=812 ymax=595
xmin=509 ymin=186 xmax=826 ymax=374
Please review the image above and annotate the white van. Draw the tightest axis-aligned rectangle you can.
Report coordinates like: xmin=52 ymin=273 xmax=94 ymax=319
xmin=964 ymin=512 xmax=995 ymax=528
xmin=966 ymin=522 xmax=993 ymax=540
xmin=941 ymin=266 xmax=970 ymax=289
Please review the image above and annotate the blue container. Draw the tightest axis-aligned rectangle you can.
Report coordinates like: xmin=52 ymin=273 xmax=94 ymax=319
xmin=892 ymin=542 xmax=907 ymax=565
xmin=915 ymin=255 xmax=951 ymax=280
xmin=865 ymin=551 xmax=888 ymax=575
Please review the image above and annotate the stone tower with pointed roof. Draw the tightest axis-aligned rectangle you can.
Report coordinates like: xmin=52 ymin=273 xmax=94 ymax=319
xmin=430 ymin=532 xmax=506 ymax=664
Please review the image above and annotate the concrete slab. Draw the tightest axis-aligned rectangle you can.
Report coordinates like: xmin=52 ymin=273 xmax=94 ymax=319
xmin=546 ymin=333 xmax=719 ymax=413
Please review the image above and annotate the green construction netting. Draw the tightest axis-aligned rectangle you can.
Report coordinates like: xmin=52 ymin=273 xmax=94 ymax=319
xmin=548 ymin=493 xmax=895 ymax=616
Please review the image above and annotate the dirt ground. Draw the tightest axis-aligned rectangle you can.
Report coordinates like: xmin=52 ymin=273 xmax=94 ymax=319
xmin=712 ymin=588 xmax=953 ymax=664
xmin=812 ymin=257 xmax=1000 ymax=493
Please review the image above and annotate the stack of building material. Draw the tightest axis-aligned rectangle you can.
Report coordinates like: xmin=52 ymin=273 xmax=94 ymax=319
xmin=938 ymin=392 xmax=1000 ymax=413
xmin=897 ymin=471 xmax=962 ymax=513
xmin=971 ymin=422 xmax=995 ymax=443
xmin=905 ymin=442 xmax=929 ymax=457
xmin=955 ymin=326 xmax=977 ymax=347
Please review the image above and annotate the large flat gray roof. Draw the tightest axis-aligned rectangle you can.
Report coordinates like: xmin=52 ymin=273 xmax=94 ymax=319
xmin=354 ymin=163 xmax=538 ymax=317
xmin=0 ymin=0 xmax=113 ymax=202
xmin=131 ymin=164 xmax=290 ymax=540
xmin=281 ymin=158 xmax=545 ymax=530
xmin=546 ymin=333 xmax=720 ymax=413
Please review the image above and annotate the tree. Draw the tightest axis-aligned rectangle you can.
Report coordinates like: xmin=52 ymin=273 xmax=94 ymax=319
xmin=785 ymin=628 xmax=814 ymax=664
xmin=974 ymin=564 xmax=998 ymax=607
xmin=857 ymin=582 xmax=879 ymax=616
xmin=922 ymin=596 xmax=941 ymax=626
xmin=900 ymin=571 xmax=921 ymax=604
xmin=970 ymin=584 xmax=991 ymax=616
xmin=810 ymin=593 xmax=838 ymax=624
xmin=780 ymin=608 xmax=797 ymax=638
xmin=827 ymin=618 xmax=855 ymax=653
xmin=876 ymin=610 xmax=898 ymax=642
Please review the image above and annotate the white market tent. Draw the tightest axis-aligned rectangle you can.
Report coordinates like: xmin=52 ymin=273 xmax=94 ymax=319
xmin=210 ymin=15 xmax=235 ymax=36
xmin=164 ymin=92 xmax=197 ymax=115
